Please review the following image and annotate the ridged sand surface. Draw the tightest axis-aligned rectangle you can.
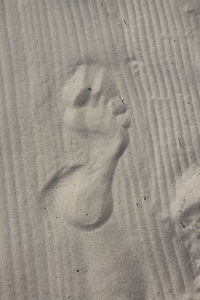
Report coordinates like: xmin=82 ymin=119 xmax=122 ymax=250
xmin=1 ymin=1 xmax=200 ymax=299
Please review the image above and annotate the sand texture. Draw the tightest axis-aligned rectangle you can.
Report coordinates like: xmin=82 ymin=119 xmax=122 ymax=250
xmin=1 ymin=0 xmax=200 ymax=299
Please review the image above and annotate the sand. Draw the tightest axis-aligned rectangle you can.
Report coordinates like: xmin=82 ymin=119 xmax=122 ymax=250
xmin=1 ymin=0 xmax=200 ymax=299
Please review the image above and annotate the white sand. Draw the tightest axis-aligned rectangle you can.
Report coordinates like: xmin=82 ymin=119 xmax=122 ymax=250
xmin=1 ymin=1 xmax=200 ymax=299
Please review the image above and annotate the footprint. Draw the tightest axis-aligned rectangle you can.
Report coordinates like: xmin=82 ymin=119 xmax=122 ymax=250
xmin=171 ymin=167 xmax=200 ymax=295
xmin=41 ymin=63 xmax=130 ymax=230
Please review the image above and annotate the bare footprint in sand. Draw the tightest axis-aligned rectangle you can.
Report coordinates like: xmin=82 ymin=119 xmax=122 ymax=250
xmin=171 ymin=168 xmax=200 ymax=299
xmin=40 ymin=63 xmax=130 ymax=230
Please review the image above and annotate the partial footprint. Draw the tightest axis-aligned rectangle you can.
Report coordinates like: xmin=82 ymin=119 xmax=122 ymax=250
xmin=171 ymin=167 xmax=200 ymax=297
xmin=41 ymin=63 xmax=130 ymax=230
